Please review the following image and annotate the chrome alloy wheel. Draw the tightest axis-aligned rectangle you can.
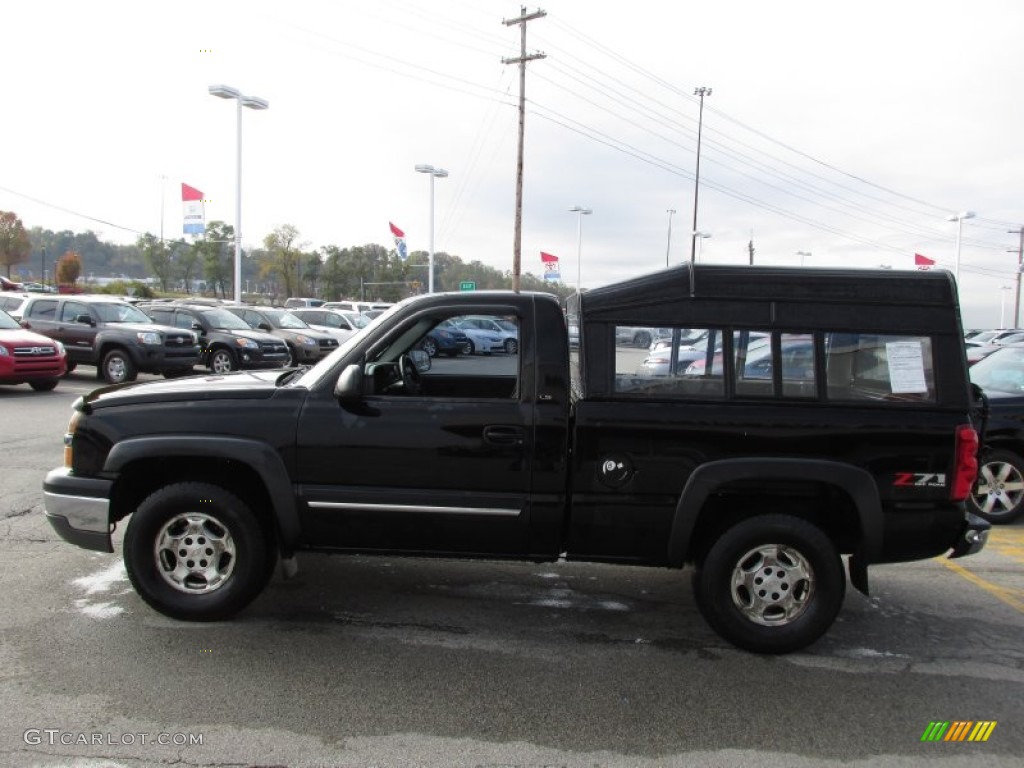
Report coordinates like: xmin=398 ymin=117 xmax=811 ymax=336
xmin=154 ymin=512 xmax=236 ymax=593
xmin=973 ymin=458 xmax=1024 ymax=520
xmin=730 ymin=544 xmax=814 ymax=626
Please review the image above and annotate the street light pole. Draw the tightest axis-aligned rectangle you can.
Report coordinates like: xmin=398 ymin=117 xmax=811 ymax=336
xmin=1009 ymin=227 xmax=1023 ymax=328
xmin=665 ymin=209 xmax=676 ymax=267
xmin=570 ymin=205 xmax=592 ymax=293
xmin=694 ymin=232 xmax=711 ymax=262
xmin=796 ymin=250 xmax=811 ymax=267
xmin=1000 ymin=285 xmax=1013 ymax=329
xmin=415 ymin=164 xmax=448 ymax=293
xmin=209 ymin=84 xmax=269 ymax=304
xmin=946 ymin=210 xmax=975 ymax=287
xmin=690 ymin=85 xmax=712 ymax=264
xmin=40 ymin=246 xmax=45 ymax=289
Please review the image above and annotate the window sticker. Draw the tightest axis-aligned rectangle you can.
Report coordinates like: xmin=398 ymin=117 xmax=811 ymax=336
xmin=886 ymin=341 xmax=928 ymax=393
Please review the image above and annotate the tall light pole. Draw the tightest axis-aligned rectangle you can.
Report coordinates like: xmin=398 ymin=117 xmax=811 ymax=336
xmin=796 ymin=250 xmax=811 ymax=267
xmin=694 ymin=232 xmax=711 ymax=262
xmin=1009 ymin=226 xmax=1023 ymax=328
xmin=665 ymin=209 xmax=676 ymax=267
xmin=1000 ymin=285 xmax=1013 ymax=329
xmin=40 ymin=246 xmax=46 ymax=289
xmin=690 ymin=85 xmax=712 ymax=264
xmin=415 ymin=165 xmax=448 ymax=293
xmin=209 ymin=84 xmax=269 ymax=304
xmin=569 ymin=205 xmax=592 ymax=293
xmin=946 ymin=210 xmax=975 ymax=286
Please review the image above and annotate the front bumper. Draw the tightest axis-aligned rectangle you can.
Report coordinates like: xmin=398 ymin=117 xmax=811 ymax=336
xmin=948 ymin=512 xmax=991 ymax=559
xmin=42 ymin=467 xmax=114 ymax=553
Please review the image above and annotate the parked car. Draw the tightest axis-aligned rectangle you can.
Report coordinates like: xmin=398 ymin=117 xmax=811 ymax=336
xmin=0 ymin=292 xmax=32 ymax=320
xmin=420 ymin=323 xmax=470 ymax=357
xmin=969 ymin=329 xmax=1020 ymax=345
xmin=459 ymin=315 xmax=519 ymax=353
xmin=0 ymin=308 xmax=66 ymax=390
xmin=446 ymin=319 xmax=503 ymax=355
xmin=19 ymin=294 xmax=200 ymax=383
xmin=967 ymin=343 xmax=1024 ymax=523
xmin=640 ymin=332 xmax=768 ymax=377
xmin=284 ymin=297 xmax=325 ymax=308
xmin=224 ymin=306 xmax=339 ymax=365
xmin=615 ymin=326 xmax=669 ymax=348
xmin=140 ymin=302 xmax=291 ymax=373
xmin=288 ymin=308 xmax=370 ymax=342
xmin=324 ymin=300 xmax=393 ymax=314
xmin=0 ymin=275 xmax=24 ymax=291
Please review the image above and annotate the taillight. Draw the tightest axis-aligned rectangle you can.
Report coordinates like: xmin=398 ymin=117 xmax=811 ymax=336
xmin=951 ymin=424 xmax=979 ymax=502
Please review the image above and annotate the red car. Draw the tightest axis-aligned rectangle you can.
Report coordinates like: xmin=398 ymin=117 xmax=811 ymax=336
xmin=0 ymin=275 xmax=24 ymax=291
xmin=0 ymin=308 xmax=66 ymax=391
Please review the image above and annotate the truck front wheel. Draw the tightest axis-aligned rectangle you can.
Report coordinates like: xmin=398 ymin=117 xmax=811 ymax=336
xmin=124 ymin=482 xmax=274 ymax=621
xmin=692 ymin=514 xmax=845 ymax=654
xmin=101 ymin=348 xmax=137 ymax=384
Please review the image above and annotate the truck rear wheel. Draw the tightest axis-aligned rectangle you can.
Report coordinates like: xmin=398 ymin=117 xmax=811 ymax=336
xmin=123 ymin=482 xmax=274 ymax=621
xmin=692 ymin=514 xmax=845 ymax=654
xmin=969 ymin=448 xmax=1024 ymax=524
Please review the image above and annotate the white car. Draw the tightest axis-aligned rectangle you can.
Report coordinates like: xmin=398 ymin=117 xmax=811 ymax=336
xmin=445 ymin=319 xmax=503 ymax=355
xmin=458 ymin=315 xmax=519 ymax=354
xmin=288 ymin=308 xmax=370 ymax=342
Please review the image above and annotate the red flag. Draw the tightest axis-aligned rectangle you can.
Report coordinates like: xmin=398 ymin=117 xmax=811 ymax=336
xmin=914 ymin=253 xmax=935 ymax=267
xmin=181 ymin=183 xmax=204 ymax=201
xmin=541 ymin=252 xmax=560 ymax=280
xmin=389 ymin=222 xmax=405 ymax=238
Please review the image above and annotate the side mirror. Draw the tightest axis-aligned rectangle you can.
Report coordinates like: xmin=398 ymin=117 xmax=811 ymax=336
xmin=258 ymin=322 xmax=272 ymax=332
xmin=410 ymin=349 xmax=431 ymax=373
xmin=334 ymin=363 xmax=364 ymax=401
xmin=191 ymin=322 xmax=204 ymax=332
xmin=76 ymin=314 xmax=95 ymax=326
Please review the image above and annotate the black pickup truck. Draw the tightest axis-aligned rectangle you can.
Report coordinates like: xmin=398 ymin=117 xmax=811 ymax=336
xmin=42 ymin=265 xmax=989 ymax=653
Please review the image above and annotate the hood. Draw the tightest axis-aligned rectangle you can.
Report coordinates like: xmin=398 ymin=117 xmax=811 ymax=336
xmin=82 ymin=369 xmax=286 ymax=410
xmin=0 ymin=327 xmax=60 ymax=348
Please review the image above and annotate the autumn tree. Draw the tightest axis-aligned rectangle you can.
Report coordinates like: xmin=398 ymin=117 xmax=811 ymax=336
xmin=56 ymin=250 xmax=83 ymax=286
xmin=0 ymin=210 xmax=31 ymax=277
xmin=262 ymin=224 xmax=305 ymax=298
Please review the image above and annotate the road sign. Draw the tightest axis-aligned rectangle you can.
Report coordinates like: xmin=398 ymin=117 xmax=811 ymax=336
xmin=459 ymin=281 xmax=476 ymax=291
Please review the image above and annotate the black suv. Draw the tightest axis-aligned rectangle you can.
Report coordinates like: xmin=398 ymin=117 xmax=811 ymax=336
xmin=141 ymin=302 xmax=291 ymax=373
xmin=20 ymin=295 xmax=200 ymax=383
xmin=224 ymin=306 xmax=339 ymax=365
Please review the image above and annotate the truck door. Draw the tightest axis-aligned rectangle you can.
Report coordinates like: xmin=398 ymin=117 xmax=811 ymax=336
xmin=293 ymin=305 xmax=535 ymax=556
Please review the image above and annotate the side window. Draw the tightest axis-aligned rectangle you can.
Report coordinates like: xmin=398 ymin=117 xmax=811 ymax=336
xmin=616 ymin=327 xmax=724 ymax=398
xmin=826 ymin=333 xmax=935 ymax=403
xmin=28 ymin=299 xmax=58 ymax=320
xmin=734 ymin=332 xmax=816 ymax=398
xmin=147 ymin=308 xmax=170 ymax=324
xmin=372 ymin=311 xmax=520 ymax=399
xmin=174 ymin=312 xmax=195 ymax=330
xmin=60 ymin=301 xmax=88 ymax=323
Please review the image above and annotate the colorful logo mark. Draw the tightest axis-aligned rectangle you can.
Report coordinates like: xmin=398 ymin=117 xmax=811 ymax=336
xmin=921 ymin=721 xmax=997 ymax=742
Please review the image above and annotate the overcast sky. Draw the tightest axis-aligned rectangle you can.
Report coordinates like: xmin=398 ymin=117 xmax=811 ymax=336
xmin=2 ymin=0 xmax=1021 ymax=327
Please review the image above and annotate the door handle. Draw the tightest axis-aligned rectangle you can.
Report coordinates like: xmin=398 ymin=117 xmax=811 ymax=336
xmin=483 ymin=425 xmax=525 ymax=446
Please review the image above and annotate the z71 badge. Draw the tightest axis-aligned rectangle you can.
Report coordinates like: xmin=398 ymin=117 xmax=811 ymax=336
xmin=893 ymin=472 xmax=947 ymax=488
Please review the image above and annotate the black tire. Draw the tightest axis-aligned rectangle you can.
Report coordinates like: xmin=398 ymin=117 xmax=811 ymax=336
xmin=969 ymin=448 xmax=1024 ymax=524
xmin=692 ymin=514 xmax=846 ymax=654
xmin=504 ymin=338 xmax=518 ymax=355
xmin=287 ymin=345 xmax=300 ymax=367
xmin=634 ymin=331 xmax=652 ymax=348
xmin=123 ymin=482 xmax=275 ymax=621
xmin=64 ymin=362 xmax=77 ymax=375
xmin=100 ymin=348 xmax=137 ymax=384
xmin=209 ymin=347 xmax=238 ymax=374
xmin=421 ymin=337 xmax=439 ymax=358
xmin=29 ymin=379 xmax=59 ymax=392
xmin=465 ymin=339 xmax=476 ymax=355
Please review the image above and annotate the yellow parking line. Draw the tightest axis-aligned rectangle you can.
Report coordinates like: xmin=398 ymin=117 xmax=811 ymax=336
xmin=938 ymin=558 xmax=1024 ymax=615
xmin=986 ymin=528 xmax=1024 ymax=564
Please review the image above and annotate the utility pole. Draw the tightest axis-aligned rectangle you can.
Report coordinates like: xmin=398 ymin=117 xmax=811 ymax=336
xmin=503 ymin=6 xmax=546 ymax=293
xmin=665 ymin=209 xmax=676 ymax=268
xmin=1010 ymin=226 xmax=1024 ymax=328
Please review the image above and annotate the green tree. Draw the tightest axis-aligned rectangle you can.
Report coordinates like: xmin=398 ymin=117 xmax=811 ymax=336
xmin=136 ymin=233 xmax=175 ymax=292
xmin=195 ymin=221 xmax=234 ymax=298
xmin=56 ymin=250 xmax=82 ymax=286
xmin=0 ymin=211 xmax=31 ymax=277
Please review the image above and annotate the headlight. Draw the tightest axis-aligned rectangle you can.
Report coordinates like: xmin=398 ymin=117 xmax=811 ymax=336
xmin=54 ymin=340 xmax=66 ymax=355
xmin=234 ymin=338 xmax=259 ymax=349
xmin=296 ymin=335 xmax=317 ymax=346
xmin=0 ymin=345 xmax=9 ymax=357
xmin=136 ymin=332 xmax=161 ymax=345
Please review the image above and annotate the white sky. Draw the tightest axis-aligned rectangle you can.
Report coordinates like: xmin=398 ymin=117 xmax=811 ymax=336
xmin=2 ymin=0 xmax=1022 ymax=328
